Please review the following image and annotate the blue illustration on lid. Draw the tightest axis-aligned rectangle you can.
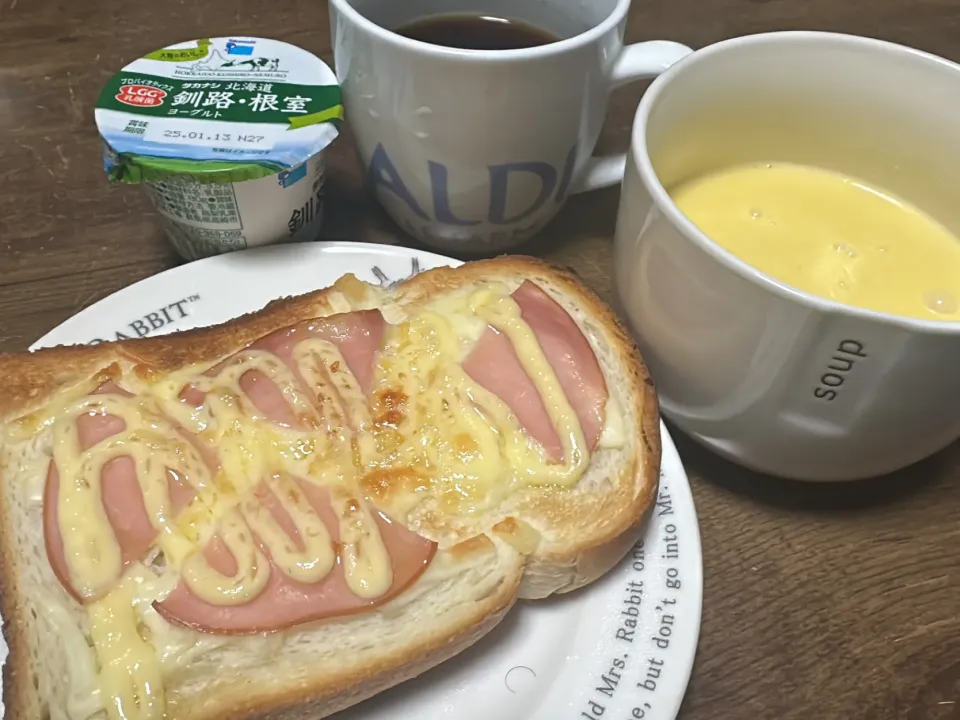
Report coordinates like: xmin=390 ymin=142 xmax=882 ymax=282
xmin=226 ymin=39 xmax=256 ymax=56
xmin=278 ymin=162 xmax=307 ymax=188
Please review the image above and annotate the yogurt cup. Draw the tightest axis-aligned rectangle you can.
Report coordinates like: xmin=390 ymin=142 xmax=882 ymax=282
xmin=95 ymin=37 xmax=342 ymax=261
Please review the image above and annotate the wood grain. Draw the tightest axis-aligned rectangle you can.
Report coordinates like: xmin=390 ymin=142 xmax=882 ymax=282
xmin=0 ymin=0 xmax=958 ymax=718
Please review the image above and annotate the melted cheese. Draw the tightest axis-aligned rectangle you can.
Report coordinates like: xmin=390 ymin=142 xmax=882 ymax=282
xmin=52 ymin=395 xmax=210 ymax=599
xmin=332 ymin=491 xmax=394 ymax=598
xmin=474 ymin=292 xmax=589 ymax=485
xmin=88 ymin=582 xmax=165 ymax=720
xmin=246 ymin=476 xmax=336 ymax=584
xmin=32 ymin=279 xmax=623 ymax=720
xmin=597 ymin=396 xmax=626 ymax=449
xmin=293 ymin=338 xmax=372 ymax=434
xmin=364 ymin=286 xmax=597 ymax=519
xmin=180 ymin=508 xmax=271 ymax=606
xmin=125 ymin=565 xmax=234 ymax=676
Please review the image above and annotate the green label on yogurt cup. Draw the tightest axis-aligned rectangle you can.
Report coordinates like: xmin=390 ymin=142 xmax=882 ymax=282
xmin=98 ymin=73 xmax=342 ymax=127
xmin=94 ymin=37 xmax=341 ymax=185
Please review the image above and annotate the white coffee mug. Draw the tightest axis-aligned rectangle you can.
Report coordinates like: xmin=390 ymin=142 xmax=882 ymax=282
xmin=329 ymin=0 xmax=690 ymax=253
xmin=613 ymin=31 xmax=960 ymax=481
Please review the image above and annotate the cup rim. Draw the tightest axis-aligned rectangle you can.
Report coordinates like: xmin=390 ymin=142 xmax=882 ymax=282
xmin=328 ymin=0 xmax=631 ymax=62
xmin=630 ymin=30 xmax=960 ymax=334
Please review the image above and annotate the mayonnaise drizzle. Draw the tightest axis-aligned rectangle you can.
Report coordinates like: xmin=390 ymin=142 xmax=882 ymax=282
xmin=240 ymin=475 xmax=335 ymax=585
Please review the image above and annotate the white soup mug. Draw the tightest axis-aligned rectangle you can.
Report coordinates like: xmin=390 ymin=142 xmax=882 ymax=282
xmin=614 ymin=32 xmax=960 ymax=481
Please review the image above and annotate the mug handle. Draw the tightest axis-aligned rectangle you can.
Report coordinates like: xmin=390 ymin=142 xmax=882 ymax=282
xmin=572 ymin=40 xmax=693 ymax=194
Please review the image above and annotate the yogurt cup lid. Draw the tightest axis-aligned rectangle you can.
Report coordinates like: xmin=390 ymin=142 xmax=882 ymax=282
xmin=95 ymin=37 xmax=342 ymax=184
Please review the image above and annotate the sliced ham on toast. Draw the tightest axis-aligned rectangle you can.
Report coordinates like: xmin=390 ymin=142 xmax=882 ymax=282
xmin=0 ymin=256 xmax=660 ymax=720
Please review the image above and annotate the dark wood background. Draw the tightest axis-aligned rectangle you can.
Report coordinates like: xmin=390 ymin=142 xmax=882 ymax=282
xmin=1 ymin=0 xmax=958 ymax=718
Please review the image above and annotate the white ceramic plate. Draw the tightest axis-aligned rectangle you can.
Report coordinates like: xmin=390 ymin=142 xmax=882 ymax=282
xmin=26 ymin=241 xmax=703 ymax=720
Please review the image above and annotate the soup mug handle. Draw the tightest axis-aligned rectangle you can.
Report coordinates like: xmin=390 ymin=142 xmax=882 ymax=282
xmin=573 ymin=40 xmax=692 ymax=193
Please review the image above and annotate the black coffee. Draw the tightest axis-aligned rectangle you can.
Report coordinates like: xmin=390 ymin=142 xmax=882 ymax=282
xmin=396 ymin=13 xmax=560 ymax=51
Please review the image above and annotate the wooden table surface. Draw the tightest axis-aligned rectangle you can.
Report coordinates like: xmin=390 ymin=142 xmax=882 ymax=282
xmin=1 ymin=0 xmax=959 ymax=718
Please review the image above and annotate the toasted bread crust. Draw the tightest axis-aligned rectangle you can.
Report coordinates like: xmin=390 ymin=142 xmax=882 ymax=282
xmin=0 ymin=285 xmax=346 ymax=422
xmin=0 ymin=255 xmax=660 ymax=720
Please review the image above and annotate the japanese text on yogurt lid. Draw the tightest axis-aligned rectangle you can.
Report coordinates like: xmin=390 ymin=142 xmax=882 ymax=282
xmin=94 ymin=37 xmax=342 ymax=184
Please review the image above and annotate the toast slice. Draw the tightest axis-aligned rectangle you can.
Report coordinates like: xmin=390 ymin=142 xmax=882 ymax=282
xmin=0 ymin=256 xmax=660 ymax=720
